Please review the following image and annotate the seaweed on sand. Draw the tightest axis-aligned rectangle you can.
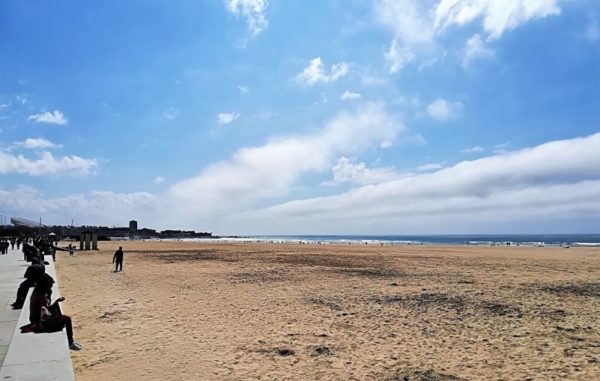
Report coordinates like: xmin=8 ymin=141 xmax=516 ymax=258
xmin=540 ymin=282 xmax=600 ymax=298
xmin=385 ymin=369 xmax=466 ymax=381
xmin=373 ymin=292 xmax=469 ymax=313
xmin=158 ymin=250 xmax=237 ymax=263
xmin=229 ymin=269 xmax=290 ymax=284
xmin=334 ymin=267 xmax=406 ymax=279
xmin=373 ymin=292 xmax=523 ymax=318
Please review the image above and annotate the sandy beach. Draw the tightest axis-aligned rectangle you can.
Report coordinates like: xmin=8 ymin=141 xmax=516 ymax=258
xmin=55 ymin=241 xmax=600 ymax=380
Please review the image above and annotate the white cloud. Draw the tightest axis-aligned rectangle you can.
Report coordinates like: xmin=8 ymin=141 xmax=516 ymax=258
xmin=225 ymin=0 xmax=269 ymax=38
xmin=417 ymin=162 xmax=445 ymax=172
xmin=375 ymin=0 xmax=437 ymax=74
xmin=27 ymin=110 xmax=68 ymax=125
xmin=296 ymin=57 xmax=350 ymax=86
xmin=238 ymin=85 xmax=249 ymax=94
xmin=375 ymin=0 xmax=435 ymax=47
xmin=340 ymin=91 xmax=362 ymax=101
xmin=463 ymin=34 xmax=494 ymax=67
xmin=154 ymin=176 xmax=165 ymax=184
xmin=0 ymin=186 xmax=156 ymax=226
xmin=169 ymin=103 xmax=403 ymax=218
xmin=327 ymin=157 xmax=403 ymax=186
xmin=13 ymin=138 xmax=62 ymax=150
xmin=162 ymin=107 xmax=179 ymax=119
xmin=462 ymin=145 xmax=484 ymax=154
xmin=426 ymin=98 xmax=463 ymax=121
xmin=0 ymin=151 xmax=96 ymax=176
xmin=375 ymin=0 xmax=562 ymax=72
xmin=254 ymin=132 xmax=600 ymax=232
xmin=434 ymin=0 xmax=561 ymax=40
xmin=385 ymin=38 xmax=417 ymax=74
xmin=218 ymin=112 xmax=240 ymax=125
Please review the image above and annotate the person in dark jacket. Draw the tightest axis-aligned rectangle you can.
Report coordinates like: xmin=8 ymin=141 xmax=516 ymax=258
xmin=11 ymin=257 xmax=45 ymax=310
xmin=29 ymin=273 xmax=81 ymax=351
xmin=113 ymin=246 xmax=124 ymax=272
xmin=0 ymin=240 xmax=8 ymax=255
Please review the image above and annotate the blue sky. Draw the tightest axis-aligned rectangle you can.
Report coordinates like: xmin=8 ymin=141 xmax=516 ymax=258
xmin=1 ymin=0 xmax=599 ymax=234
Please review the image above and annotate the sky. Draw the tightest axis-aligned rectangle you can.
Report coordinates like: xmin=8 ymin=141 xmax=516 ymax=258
xmin=1 ymin=0 xmax=599 ymax=235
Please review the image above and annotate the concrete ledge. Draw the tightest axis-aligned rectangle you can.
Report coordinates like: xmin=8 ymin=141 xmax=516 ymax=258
xmin=0 ymin=249 xmax=25 ymax=365
xmin=0 ymin=255 xmax=75 ymax=381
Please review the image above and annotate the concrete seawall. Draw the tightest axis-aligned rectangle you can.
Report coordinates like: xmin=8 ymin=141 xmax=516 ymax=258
xmin=0 ymin=247 xmax=75 ymax=380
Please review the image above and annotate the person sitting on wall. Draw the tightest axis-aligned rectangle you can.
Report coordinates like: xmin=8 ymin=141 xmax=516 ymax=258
xmin=11 ymin=257 xmax=45 ymax=310
xmin=23 ymin=242 xmax=47 ymax=264
xmin=27 ymin=273 xmax=82 ymax=351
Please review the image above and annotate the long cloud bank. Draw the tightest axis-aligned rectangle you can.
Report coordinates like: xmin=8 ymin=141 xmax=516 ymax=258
xmin=247 ymin=132 xmax=600 ymax=233
xmin=0 ymin=187 xmax=157 ymax=225
xmin=168 ymin=103 xmax=402 ymax=217
xmin=2 ymin=131 xmax=599 ymax=233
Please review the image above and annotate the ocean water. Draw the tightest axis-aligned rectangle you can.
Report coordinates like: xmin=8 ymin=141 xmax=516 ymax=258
xmin=244 ymin=234 xmax=600 ymax=247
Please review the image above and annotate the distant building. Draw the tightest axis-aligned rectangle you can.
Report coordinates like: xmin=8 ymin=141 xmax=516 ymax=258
xmin=129 ymin=220 xmax=138 ymax=233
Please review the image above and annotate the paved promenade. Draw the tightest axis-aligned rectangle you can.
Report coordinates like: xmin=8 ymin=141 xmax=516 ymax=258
xmin=0 ymin=247 xmax=75 ymax=380
xmin=0 ymin=247 xmax=26 ymax=365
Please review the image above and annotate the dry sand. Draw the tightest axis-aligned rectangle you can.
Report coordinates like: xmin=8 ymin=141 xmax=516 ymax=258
xmin=55 ymin=241 xmax=600 ymax=380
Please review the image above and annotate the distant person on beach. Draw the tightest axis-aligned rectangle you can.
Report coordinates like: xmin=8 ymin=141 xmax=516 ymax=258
xmin=50 ymin=244 xmax=74 ymax=261
xmin=0 ymin=239 xmax=8 ymax=254
xmin=28 ymin=273 xmax=81 ymax=351
xmin=113 ymin=246 xmax=124 ymax=272
xmin=11 ymin=257 xmax=45 ymax=310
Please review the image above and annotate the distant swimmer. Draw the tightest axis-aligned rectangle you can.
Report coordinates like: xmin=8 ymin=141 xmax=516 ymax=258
xmin=113 ymin=246 xmax=124 ymax=272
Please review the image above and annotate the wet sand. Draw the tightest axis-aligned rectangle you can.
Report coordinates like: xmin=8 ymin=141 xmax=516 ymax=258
xmin=55 ymin=241 xmax=600 ymax=380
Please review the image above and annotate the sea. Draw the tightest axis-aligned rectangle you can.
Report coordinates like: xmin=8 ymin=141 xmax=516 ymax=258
xmin=177 ymin=234 xmax=600 ymax=247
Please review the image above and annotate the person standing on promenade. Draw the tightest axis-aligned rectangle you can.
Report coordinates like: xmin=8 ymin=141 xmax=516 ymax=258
xmin=113 ymin=246 xmax=124 ymax=272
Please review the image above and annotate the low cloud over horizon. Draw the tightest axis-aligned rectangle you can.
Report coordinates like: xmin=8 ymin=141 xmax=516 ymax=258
xmin=2 ymin=132 xmax=598 ymax=235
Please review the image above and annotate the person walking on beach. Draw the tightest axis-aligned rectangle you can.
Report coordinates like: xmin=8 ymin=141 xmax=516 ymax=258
xmin=113 ymin=246 xmax=124 ymax=272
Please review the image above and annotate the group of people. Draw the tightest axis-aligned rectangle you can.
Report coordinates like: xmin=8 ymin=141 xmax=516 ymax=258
xmin=0 ymin=239 xmax=9 ymax=254
xmin=21 ymin=236 xmax=73 ymax=263
xmin=4 ymin=234 xmax=127 ymax=352
xmin=0 ymin=236 xmax=23 ymax=254
xmin=9 ymin=234 xmax=82 ymax=351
